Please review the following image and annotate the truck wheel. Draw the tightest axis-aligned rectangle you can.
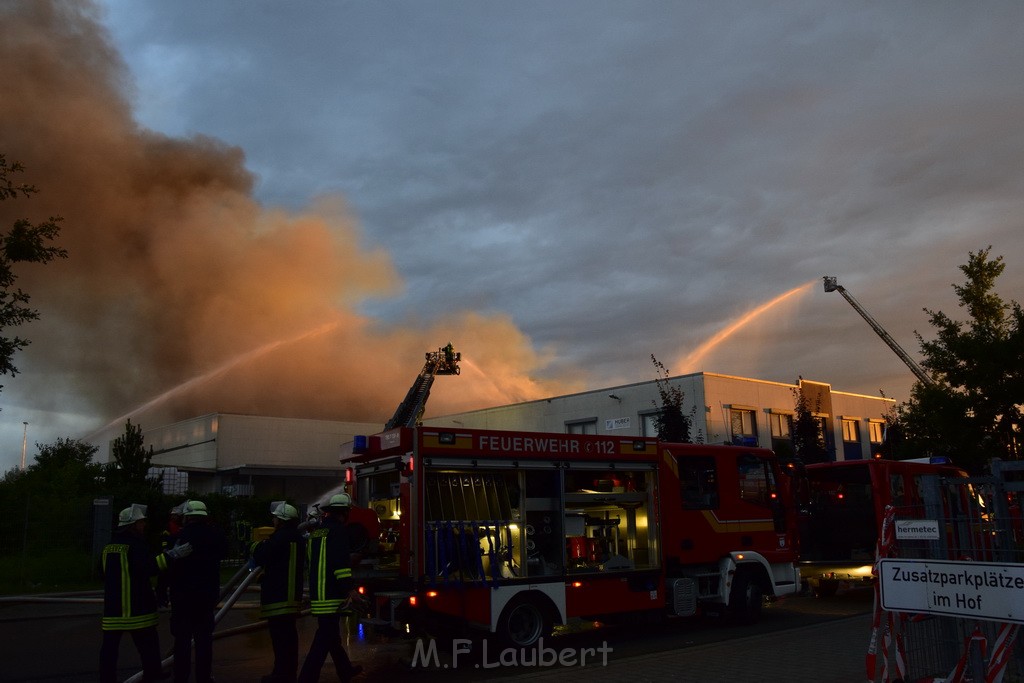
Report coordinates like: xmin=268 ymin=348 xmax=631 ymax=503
xmin=496 ymin=596 xmax=552 ymax=648
xmin=727 ymin=571 xmax=763 ymax=625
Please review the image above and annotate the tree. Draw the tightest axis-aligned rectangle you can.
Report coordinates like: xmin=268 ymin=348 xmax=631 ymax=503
xmin=33 ymin=437 xmax=98 ymax=470
xmin=0 ymin=437 xmax=102 ymax=496
xmin=893 ymin=247 xmax=1023 ymax=472
xmin=650 ymin=355 xmax=697 ymax=443
xmin=110 ymin=419 xmax=156 ymax=485
xmin=792 ymin=381 xmax=827 ymax=464
xmin=0 ymin=155 xmax=68 ymax=386
xmin=26 ymin=438 xmax=103 ymax=495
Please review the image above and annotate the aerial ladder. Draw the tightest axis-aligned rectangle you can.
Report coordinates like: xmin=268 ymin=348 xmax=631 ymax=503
xmin=384 ymin=343 xmax=461 ymax=429
xmin=823 ymin=276 xmax=935 ymax=387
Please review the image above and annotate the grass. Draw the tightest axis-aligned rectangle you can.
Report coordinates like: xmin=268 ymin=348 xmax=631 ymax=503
xmin=0 ymin=549 xmax=100 ymax=595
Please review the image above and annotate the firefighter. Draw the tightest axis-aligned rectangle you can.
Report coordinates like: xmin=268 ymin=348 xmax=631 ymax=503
xmin=100 ymin=503 xmax=192 ymax=683
xmin=297 ymin=493 xmax=363 ymax=683
xmin=157 ymin=502 xmax=186 ymax=608
xmin=251 ymin=502 xmax=306 ymax=683
xmin=163 ymin=502 xmax=186 ymax=548
xmin=169 ymin=500 xmax=228 ymax=683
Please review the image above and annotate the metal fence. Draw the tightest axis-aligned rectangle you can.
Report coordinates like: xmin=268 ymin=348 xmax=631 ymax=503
xmin=875 ymin=462 xmax=1024 ymax=682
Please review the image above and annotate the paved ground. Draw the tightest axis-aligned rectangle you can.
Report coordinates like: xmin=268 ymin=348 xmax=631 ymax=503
xmin=504 ymin=613 xmax=873 ymax=683
xmin=0 ymin=589 xmax=880 ymax=682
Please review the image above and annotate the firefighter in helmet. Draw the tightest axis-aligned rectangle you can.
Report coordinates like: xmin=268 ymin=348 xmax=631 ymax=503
xmin=251 ymin=502 xmax=306 ymax=683
xmin=169 ymin=499 xmax=228 ymax=683
xmin=156 ymin=502 xmax=186 ymax=607
xmin=297 ymin=493 xmax=363 ymax=683
xmin=100 ymin=503 xmax=192 ymax=683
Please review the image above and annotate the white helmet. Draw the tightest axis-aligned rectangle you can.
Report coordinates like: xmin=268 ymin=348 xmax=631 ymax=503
xmin=324 ymin=493 xmax=352 ymax=510
xmin=271 ymin=502 xmax=299 ymax=521
xmin=118 ymin=504 xmax=147 ymax=527
xmin=182 ymin=500 xmax=208 ymax=517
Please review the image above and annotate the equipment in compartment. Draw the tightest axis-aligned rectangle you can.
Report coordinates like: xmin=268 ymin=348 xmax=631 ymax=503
xmin=564 ymin=509 xmax=633 ymax=570
xmin=423 ymin=472 xmax=520 ymax=583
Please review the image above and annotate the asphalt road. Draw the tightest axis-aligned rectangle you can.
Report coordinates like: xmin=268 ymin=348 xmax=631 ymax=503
xmin=0 ymin=587 xmax=874 ymax=682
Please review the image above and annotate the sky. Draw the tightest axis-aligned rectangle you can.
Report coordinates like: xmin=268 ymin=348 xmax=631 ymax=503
xmin=1 ymin=1 xmax=1022 ymax=472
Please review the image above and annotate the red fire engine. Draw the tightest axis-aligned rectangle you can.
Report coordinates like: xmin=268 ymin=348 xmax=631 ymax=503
xmin=341 ymin=426 xmax=801 ymax=647
xmin=798 ymin=458 xmax=968 ymax=596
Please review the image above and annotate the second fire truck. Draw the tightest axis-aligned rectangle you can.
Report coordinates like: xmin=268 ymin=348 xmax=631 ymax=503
xmin=341 ymin=426 xmax=801 ymax=647
xmin=798 ymin=457 xmax=969 ymax=596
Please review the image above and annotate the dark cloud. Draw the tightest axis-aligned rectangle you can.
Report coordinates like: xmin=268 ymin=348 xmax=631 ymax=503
xmin=0 ymin=1 xmax=577 ymax=467
xmin=1 ymin=0 xmax=1023 ymax=469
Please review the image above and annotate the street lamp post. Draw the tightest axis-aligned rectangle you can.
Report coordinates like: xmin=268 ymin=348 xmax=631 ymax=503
xmin=20 ymin=422 xmax=27 ymax=470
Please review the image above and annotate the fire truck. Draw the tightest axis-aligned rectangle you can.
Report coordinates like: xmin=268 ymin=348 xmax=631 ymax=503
xmin=798 ymin=458 xmax=968 ymax=596
xmin=341 ymin=426 xmax=801 ymax=647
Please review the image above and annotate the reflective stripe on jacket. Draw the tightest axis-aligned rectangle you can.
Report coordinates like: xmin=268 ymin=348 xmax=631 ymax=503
xmin=306 ymin=518 xmax=352 ymax=616
xmin=101 ymin=533 xmax=164 ymax=631
xmin=252 ymin=525 xmax=305 ymax=618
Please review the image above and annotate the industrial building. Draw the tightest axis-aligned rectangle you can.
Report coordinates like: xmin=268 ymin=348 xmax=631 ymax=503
xmin=142 ymin=414 xmax=381 ymax=502
xmin=424 ymin=372 xmax=892 ymax=461
xmin=141 ymin=372 xmax=893 ymax=501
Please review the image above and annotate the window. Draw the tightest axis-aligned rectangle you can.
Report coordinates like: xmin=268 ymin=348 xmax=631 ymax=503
xmin=869 ymin=421 xmax=885 ymax=444
xmin=736 ymin=454 xmax=776 ymax=506
xmin=641 ymin=412 xmax=659 ymax=437
xmin=566 ymin=420 xmax=597 ymax=435
xmin=890 ymin=473 xmax=907 ymax=507
xmin=730 ymin=407 xmax=757 ymax=445
xmin=815 ymin=416 xmax=828 ymax=443
xmin=770 ymin=412 xmax=792 ymax=439
xmin=803 ymin=465 xmax=875 ymax=561
xmin=842 ymin=419 xmax=860 ymax=443
xmin=678 ymin=456 xmax=719 ymax=509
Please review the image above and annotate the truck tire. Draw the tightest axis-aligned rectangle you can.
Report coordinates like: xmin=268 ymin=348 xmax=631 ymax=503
xmin=727 ymin=571 xmax=763 ymax=625
xmin=813 ymin=579 xmax=840 ymax=598
xmin=496 ymin=596 xmax=552 ymax=648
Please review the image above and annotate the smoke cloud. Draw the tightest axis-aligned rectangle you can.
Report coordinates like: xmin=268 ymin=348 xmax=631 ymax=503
xmin=0 ymin=1 xmax=578 ymax=443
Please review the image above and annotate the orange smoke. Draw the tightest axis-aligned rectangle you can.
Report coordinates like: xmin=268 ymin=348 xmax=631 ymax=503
xmin=0 ymin=2 xmax=575 ymax=436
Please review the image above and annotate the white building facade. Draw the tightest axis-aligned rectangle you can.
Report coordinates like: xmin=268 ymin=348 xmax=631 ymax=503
xmin=140 ymin=373 xmax=893 ymax=501
xmin=425 ymin=372 xmax=894 ymax=463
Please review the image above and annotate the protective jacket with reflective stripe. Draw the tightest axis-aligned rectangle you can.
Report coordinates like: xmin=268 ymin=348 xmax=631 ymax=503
xmin=101 ymin=529 xmax=166 ymax=631
xmin=306 ymin=517 xmax=352 ymax=615
xmin=252 ymin=524 xmax=305 ymax=618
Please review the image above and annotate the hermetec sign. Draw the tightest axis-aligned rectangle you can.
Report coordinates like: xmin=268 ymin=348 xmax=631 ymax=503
xmin=880 ymin=558 xmax=1024 ymax=624
xmin=894 ymin=519 xmax=940 ymax=540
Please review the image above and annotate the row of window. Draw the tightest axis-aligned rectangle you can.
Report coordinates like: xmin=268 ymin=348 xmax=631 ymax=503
xmin=567 ymin=410 xmax=885 ymax=445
